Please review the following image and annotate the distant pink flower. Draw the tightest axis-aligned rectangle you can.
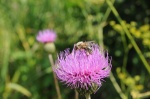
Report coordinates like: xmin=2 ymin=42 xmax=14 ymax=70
xmin=36 ymin=29 xmax=56 ymax=43
xmin=53 ymin=42 xmax=112 ymax=94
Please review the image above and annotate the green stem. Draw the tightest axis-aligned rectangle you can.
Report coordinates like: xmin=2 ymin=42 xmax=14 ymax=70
xmin=74 ymin=90 xmax=79 ymax=99
xmin=98 ymin=25 xmax=104 ymax=47
xmin=106 ymin=0 xmax=150 ymax=73
xmin=49 ymin=54 xmax=62 ymax=99
xmin=110 ymin=72 xmax=128 ymax=99
xmin=122 ymin=49 xmax=128 ymax=72
xmin=102 ymin=0 xmax=115 ymax=22
xmin=133 ymin=91 xmax=150 ymax=99
xmin=120 ymin=31 xmax=128 ymax=72
xmin=85 ymin=93 xmax=91 ymax=99
xmin=99 ymin=0 xmax=115 ymax=47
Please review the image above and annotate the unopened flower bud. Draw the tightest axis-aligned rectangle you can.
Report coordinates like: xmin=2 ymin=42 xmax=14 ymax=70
xmin=44 ymin=42 xmax=56 ymax=53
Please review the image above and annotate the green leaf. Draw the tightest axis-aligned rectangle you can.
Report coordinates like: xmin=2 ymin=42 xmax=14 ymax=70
xmin=7 ymin=83 xmax=31 ymax=97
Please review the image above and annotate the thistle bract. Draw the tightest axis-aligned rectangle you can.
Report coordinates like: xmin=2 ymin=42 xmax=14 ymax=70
xmin=53 ymin=42 xmax=112 ymax=94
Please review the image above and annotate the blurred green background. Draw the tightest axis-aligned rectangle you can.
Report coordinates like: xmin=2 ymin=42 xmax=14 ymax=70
xmin=0 ymin=0 xmax=150 ymax=99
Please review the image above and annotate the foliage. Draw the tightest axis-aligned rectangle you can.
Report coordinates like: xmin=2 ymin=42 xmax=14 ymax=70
xmin=0 ymin=0 xmax=150 ymax=99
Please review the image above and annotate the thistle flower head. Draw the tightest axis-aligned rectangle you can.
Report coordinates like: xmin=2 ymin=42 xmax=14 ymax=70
xmin=36 ymin=29 xmax=56 ymax=43
xmin=53 ymin=42 xmax=112 ymax=94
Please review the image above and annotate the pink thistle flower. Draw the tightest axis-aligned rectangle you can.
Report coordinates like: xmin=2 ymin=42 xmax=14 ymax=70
xmin=53 ymin=42 xmax=112 ymax=94
xmin=36 ymin=29 xmax=56 ymax=43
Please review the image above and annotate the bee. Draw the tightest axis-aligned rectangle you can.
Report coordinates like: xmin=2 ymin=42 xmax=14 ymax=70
xmin=74 ymin=41 xmax=95 ymax=55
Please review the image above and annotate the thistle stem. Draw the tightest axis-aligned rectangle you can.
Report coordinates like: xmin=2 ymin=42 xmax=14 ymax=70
xmin=74 ymin=90 xmax=78 ymax=99
xmin=49 ymin=54 xmax=62 ymax=99
xmin=85 ymin=94 xmax=91 ymax=99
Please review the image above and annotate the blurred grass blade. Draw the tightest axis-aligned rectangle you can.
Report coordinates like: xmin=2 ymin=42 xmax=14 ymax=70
xmin=11 ymin=69 xmax=21 ymax=83
xmin=16 ymin=25 xmax=30 ymax=51
xmin=0 ymin=30 xmax=11 ymax=81
xmin=7 ymin=83 xmax=31 ymax=97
